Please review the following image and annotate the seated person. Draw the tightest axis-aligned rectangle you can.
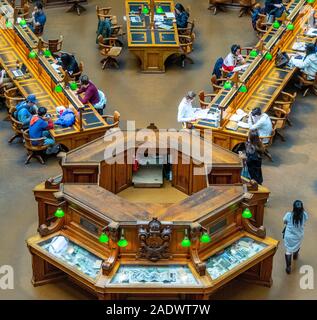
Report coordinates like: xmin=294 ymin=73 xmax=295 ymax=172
xmin=0 ymin=68 xmax=13 ymax=89
xmin=29 ymin=2 xmax=46 ymax=34
xmin=14 ymin=94 xmax=38 ymax=128
xmin=308 ymin=8 xmax=317 ymax=28
xmin=222 ymin=44 xmax=246 ymax=73
xmin=175 ymin=3 xmax=189 ymax=29
xmin=177 ymin=91 xmax=200 ymax=127
xmin=29 ymin=107 xmax=60 ymax=154
xmin=96 ymin=18 xmax=112 ymax=44
xmin=251 ymin=4 xmax=265 ymax=30
xmin=76 ymin=75 xmax=105 ymax=112
xmin=290 ymin=43 xmax=317 ymax=82
xmin=248 ymin=107 xmax=272 ymax=144
xmin=264 ymin=0 xmax=286 ymax=23
xmin=60 ymin=53 xmax=80 ymax=80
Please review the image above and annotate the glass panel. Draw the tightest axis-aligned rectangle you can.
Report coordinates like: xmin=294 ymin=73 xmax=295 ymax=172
xmin=111 ymin=265 xmax=198 ymax=285
xmin=39 ymin=235 xmax=103 ymax=280
xmin=206 ymin=237 xmax=267 ymax=280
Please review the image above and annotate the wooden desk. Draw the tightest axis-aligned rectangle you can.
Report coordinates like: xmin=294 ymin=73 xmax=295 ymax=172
xmin=0 ymin=0 xmax=113 ymax=150
xmin=193 ymin=0 xmax=317 ymax=151
xmin=125 ymin=0 xmax=180 ymax=73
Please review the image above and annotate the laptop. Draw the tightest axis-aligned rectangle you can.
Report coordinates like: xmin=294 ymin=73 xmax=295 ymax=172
xmin=11 ymin=64 xmax=27 ymax=78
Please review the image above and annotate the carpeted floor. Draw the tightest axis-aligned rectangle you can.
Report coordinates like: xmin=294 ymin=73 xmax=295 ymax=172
xmin=0 ymin=0 xmax=316 ymax=299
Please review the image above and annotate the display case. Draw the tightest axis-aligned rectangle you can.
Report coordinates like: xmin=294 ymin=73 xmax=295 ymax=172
xmin=206 ymin=236 xmax=267 ymax=280
xmin=111 ymin=265 xmax=199 ymax=286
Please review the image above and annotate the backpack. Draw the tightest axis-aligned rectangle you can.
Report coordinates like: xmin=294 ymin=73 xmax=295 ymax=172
xmin=212 ymin=57 xmax=224 ymax=79
xmin=96 ymin=19 xmax=112 ymax=43
xmin=54 ymin=109 xmax=76 ymax=127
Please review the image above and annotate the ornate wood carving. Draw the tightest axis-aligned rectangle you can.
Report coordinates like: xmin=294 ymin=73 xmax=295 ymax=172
xmin=242 ymin=218 xmax=266 ymax=239
xmin=136 ymin=218 xmax=172 ymax=262
xmin=189 ymin=223 xmax=206 ymax=276
xmin=102 ymin=222 xmax=119 ymax=275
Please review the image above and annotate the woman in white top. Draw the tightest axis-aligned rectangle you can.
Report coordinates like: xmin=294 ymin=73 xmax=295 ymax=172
xmin=177 ymin=91 xmax=199 ymax=128
xmin=222 ymin=44 xmax=246 ymax=73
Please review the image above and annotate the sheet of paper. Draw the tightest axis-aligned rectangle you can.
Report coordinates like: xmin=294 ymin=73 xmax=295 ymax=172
xmin=237 ymin=121 xmax=250 ymax=129
xmin=154 ymin=15 xmax=164 ymax=22
xmin=305 ymin=28 xmax=317 ymax=37
xmin=130 ymin=16 xmax=141 ymax=23
xmin=292 ymin=42 xmax=307 ymax=51
xmin=233 ymin=64 xmax=250 ymax=72
xmin=165 ymin=12 xmax=175 ymax=19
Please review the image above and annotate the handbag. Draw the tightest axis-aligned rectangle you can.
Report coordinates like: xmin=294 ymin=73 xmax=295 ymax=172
xmin=282 ymin=226 xmax=286 ymax=239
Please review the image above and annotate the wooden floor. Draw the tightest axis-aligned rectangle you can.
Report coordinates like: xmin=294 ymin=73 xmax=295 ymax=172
xmin=0 ymin=0 xmax=316 ymax=299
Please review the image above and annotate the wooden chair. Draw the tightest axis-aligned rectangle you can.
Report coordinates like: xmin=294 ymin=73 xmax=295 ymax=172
xmin=208 ymin=0 xmax=227 ymax=15
xmin=17 ymin=2 xmax=30 ymax=19
xmin=110 ymin=25 xmax=126 ymax=46
xmin=34 ymin=24 xmax=44 ymax=37
xmin=210 ymin=74 xmax=226 ymax=93
xmin=255 ymin=14 xmax=269 ymax=38
xmin=97 ymin=35 xmax=123 ymax=69
xmin=198 ymin=91 xmax=217 ymax=109
xmin=178 ymin=20 xmax=195 ymax=37
xmin=270 ymin=91 xmax=296 ymax=126
xmin=174 ymin=35 xmax=194 ymax=68
xmin=259 ymin=124 xmax=277 ymax=162
xmin=239 ymin=0 xmax=257 ymax=17
xmin=41 ymin=36 xmax=63 ymax=55
xmin=96 ymin=5 xmax=112 ymax=20
xmin=297 ymin=72 xmax=317 ymax=96
xmin=4 ymin=87 xmax=24 ymax=120
xmin=22 ymin=129 xmax=48 ymax=165
xmin=102 ymin=111 xmax=120 ymax=128
xmin=8 ymin=109 xmax=24 ymax=144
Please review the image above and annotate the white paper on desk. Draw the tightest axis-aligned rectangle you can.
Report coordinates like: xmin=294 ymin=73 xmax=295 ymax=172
xmin=233 ymin=64 xmax=250 ymax=72
xmin=130 ymin=16 xmax=141 ymax=23
xmin=159 ymin=23 xmax=173 ymax=30
xmin=194 ymin=109 xmax=219 ymax=120
xmin=230 ymin=109 xmax=247 ymax=122
xmin=292 ymin=42 xmax=307 ymax=51
xmin=237 ymin=121 xmax=250 ymax=129
xmin=154 ymin=15 xmax=164 ymax=22
xmin=305 ymin=28 xmax=317 ymax=37
xmin=165 ymin=12 xmax=175 ymax=19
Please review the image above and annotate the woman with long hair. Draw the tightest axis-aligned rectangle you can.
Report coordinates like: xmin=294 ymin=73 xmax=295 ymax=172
xmin=241 ymin=129 xmax=265 ymax=184
xmin=283 ymin=200 xmax=308 ymax=274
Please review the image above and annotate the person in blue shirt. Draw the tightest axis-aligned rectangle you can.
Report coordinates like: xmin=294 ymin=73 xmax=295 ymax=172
xmin=30 ymin=2 xmax=46 ymax=34
xmin=283 ymin=200 xmax=308 ymax=274
xmin=175 ymin=3 xmax=189 ymax=29
xmin=29 ymin=107 xmax=60 ymax=154
xmin=14 ymin=94 xmax=38 ymax=128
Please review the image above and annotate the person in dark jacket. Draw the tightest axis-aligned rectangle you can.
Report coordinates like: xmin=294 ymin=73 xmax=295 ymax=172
xmin=29 ymin=107 xmax=59 ymax=154
xmin=76 ymin=75 xmax=100 ymax=106
xmin=60 ymin=53 xmax=80 ymax=80
xmin=175 ymin=3 xmax=189 ymax=29
xmin=239 ymin=130 xmax=264 ymax=185
xmin=14 ymin=94 xmax=38 ymax=128
xmin=265 ymin=0 xmax=286 ymax=22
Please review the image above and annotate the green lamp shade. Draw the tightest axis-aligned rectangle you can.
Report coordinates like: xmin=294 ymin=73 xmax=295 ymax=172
xmin=54 ymin=84 xmax=63 ymax=93
xmin=6 ymin=21 xmax=12 ymax=28
xmin=287 ymin=24 xmax=294 ymax=31
xmin=29 ymin=51 xmax=37 ymax=59
xmin=224 ymin=81 xmax=232 ymax=90
xmin=117 ymin=237 xmax=128 ymax=248
xmin=54 ymin=208 xmax=65 ymax=218
xmin=249 ymin=49 xmax=258 ymax=58
xmin=239 ymin=85 xmax=248 ymax=93
xmin=142 ymin=6 xmax=149 ymax=14
xmin=181 ymin=236 xmax=191 ymax=247
xmin=43 ymin=49 xmax=52 ymax=57
xmin=273 ymin=20 xmax=280 ymax=29
xmin=242 ymin=208 xmax=252 ymax=219
xmin=307 ymin=0 xmax=315 ymax=4
xmin=99 ymin=232 xmax=109 ymax=243
xmin=265 ymin=52 xmax=273 ymax=60
xmin=200 ymin=232 xmax=211 ymax=243
xmin=69 ymin=82 xmax=78 ymax=90
xmin=20 ymin=19 xmax=27 ymax=26
xmin=156 ymin=6 xmax=164 ymax=13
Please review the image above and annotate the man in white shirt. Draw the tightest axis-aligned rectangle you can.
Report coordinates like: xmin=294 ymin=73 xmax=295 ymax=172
xmin=177 ymin=91 xmax=200 ymax=127
xmin=248 ymin=107 xmax=272 ymax=144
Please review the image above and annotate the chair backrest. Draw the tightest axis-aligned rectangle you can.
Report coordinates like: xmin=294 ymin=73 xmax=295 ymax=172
xmin=47 ymin=35 xmax=63 ymax=54
xmin=113 ymin=111 xmax=120 ymax=125
xmin=34 ymin=24 xmax=44 ymax=36
xmin=210 ymin=74 xmax=224 ymax=93
xmin=22 ymin=129 xmax=46 ymax=150
xmin=96 ymin=5 xmax=112 ymax=19
xmin=9 ymin=111 xmax=23 ymax=133
xmin=179 ymin=35 xmax=193 ymax=54
xmin=4 ymin=87 xmax=24 ymax=112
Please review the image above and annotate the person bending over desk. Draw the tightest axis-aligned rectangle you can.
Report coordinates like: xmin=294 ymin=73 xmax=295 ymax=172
xmin=248 ymin=107 xmax=272 ymax=144
xmin=177 ymin=91 xmax=201 ymax=128
xmin=29 ymin=2 xmax=46 ymax=35
xmin=264 ymin=0 xmax=286 ymax=23
xmin=175 ymin=3 xmax=189 ymax=29
xmin=222 ymin=44 xmax=246 ymax=73
xmin=290 ymin=43 xmax=317 ymax=83
xmin=76 ymin=75 xmax=106 ymax=115
xmin=14 ymin=94 xmax=38 ymax=128
xmin=0 ymin=69 xmax=13 ymax=89
xmin=60 ymin=53 xmax=80 ymax=80
xmin=29 ymin=107 xmax=60 ymax=155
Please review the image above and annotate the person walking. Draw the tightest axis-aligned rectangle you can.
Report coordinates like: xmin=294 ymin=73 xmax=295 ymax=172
xmin=283 ymin=200 xmax=308 ymax=274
